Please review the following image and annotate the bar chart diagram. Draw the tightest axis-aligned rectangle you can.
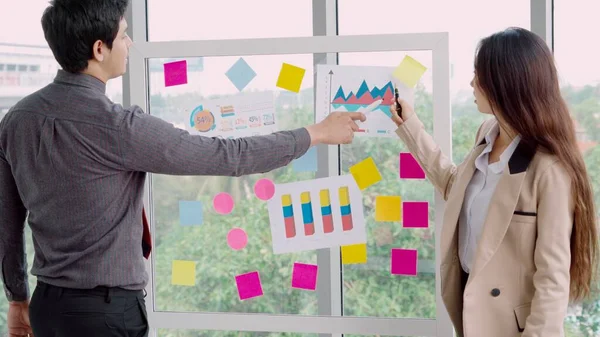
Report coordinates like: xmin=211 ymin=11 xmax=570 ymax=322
xmin=268 ymin=175 xmax=366 ymax=254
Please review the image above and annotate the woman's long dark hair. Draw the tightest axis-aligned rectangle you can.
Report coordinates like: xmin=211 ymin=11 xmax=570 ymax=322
xmin=475 ymin=27 xmax=598 ymax=302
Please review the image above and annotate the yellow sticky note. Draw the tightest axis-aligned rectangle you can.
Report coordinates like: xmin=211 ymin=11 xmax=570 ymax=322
xmin=342 ymin=243 xmax=368 ymax=264
xmin=348 ymin=157 xmax=382 ymax=190
xmin=375 ymin=196 xmax=402 ymax=222
xmin=276 ymin=63 xmax=306 ymax=93
xmin=171 ymin=260 xmax=196 ymax=286
xmin=393 ymin=56 xmax=427 ymax=88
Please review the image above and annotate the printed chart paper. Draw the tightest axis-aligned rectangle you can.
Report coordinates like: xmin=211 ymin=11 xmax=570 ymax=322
xmin=267 ymin=175 xmax=366 ymax=254
xmin=316 ymin=65 xmax=414 ymax=138
xmin=189 ymin=92 xmax=278 ymax=138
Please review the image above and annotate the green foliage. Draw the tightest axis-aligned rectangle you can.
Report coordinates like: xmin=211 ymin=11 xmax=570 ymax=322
xmin=1 ymin=85 xmax=599 ymax=337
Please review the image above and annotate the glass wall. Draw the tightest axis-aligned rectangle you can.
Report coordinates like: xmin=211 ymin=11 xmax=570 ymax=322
xmin=554 ymin=1 xmax=600 ymax=336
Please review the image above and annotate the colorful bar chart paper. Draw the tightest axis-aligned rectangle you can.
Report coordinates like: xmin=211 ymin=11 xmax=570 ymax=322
xmin=267 ymin=175 xmax=366 ymax=254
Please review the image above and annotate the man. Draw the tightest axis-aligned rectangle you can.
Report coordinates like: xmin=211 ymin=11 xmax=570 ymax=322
xmin=0 ymin=0 xmax=365 ymax=336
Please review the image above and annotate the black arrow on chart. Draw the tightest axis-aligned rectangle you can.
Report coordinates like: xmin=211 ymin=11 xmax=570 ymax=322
xmin=328 ymin=70 xmax=334 ymax=116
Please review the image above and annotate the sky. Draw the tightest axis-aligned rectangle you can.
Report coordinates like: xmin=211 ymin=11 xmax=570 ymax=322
xmin=0 ymin=0 xmax=598 ymax=97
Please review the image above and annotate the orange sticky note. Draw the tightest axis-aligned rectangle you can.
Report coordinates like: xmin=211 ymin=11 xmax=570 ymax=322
xmin=276 ymin=63 xmax=306 ymax=93
xmin=375 ymin=196 xmax=402 ymax=222
xmin=393 ymin=56 xmax=427 ymax=88
xmin=341 ymin=243 xmax=367 ymax=264
xmin=171 ymin=260 xmax=196 ymax=286
xmin=348 ymin=157 xmax=382 ymax=190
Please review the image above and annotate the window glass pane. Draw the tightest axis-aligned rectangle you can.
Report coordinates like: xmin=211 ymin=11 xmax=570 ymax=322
xmin=149 ymin=54 xmax=318 ymax=315
xmin=554 ymin=1 xmax=600 ymax=335
xmin=337 ymin=0 xmax=530 ymax=321
xmin=147 ymin=0 xmax=312 ymax=42
xmin=338 ymin=51 xmax=435 ymax=319
xmin=338 ymin=0 xmax=530 ymax=163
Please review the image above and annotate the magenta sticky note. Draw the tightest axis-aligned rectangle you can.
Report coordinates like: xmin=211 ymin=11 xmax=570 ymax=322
xmin=235 ymin=271 xmax=263 ymax=300
xmin=227 ymin=228 xmax=248 ymax=250
xmin=391 ymin=248 xmax=418 ymax=276
xmin=213 ymin=192 xmax=234 ymax=215
xmin=291 ymin=262 xmax=318 ymax=291
xmin=164 ymin=60 xmax=188 ymax=87
xmin=403 ymin=202 xmax=429 ymax=228
xmin=254 ymin=178 xmax=275 ymax=201
xmin=400 ymin=152 xmax=425 ymax=179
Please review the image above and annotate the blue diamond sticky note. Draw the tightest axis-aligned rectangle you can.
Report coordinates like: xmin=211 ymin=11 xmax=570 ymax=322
xmin=225 ymin=58 xmax=257 ymax=92
xmin=293 ymin=147 xmax=317 ymax=172
xmin=179 ymin=200 xmax=203 ymax=226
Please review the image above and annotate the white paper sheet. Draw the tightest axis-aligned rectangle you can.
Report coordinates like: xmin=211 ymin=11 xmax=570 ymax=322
xmin=315 ymin=65 xmax=415 ymax=138
xmin=188 ymin=91 xmax=277 ymax=138
xmin=267 ymin=175 xmax=366 ymax=254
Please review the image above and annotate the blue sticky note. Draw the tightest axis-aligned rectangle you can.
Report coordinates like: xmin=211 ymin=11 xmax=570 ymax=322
xmin=293 ymin=147 xmax=317 ymax=172
xmin=225 ymin=58 xmax=257 ymax=92
xmin=179 ymin=201 xmax=203 ymax=226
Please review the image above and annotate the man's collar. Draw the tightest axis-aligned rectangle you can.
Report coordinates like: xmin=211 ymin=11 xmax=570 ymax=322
xmin=54 ymin=69 xmax=106 ymax=93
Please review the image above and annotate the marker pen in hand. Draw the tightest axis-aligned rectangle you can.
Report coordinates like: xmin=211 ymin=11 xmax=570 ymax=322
xmin=394 ymin=85 xmax=403 ymax=119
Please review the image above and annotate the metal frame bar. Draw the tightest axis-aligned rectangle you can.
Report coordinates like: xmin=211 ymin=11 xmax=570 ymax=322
xmin=531 ymin=0 xmax=554 ymax=49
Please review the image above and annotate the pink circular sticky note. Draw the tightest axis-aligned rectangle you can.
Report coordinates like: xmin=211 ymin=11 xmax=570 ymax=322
xmin=227 ymin=228 xmax=248 ymax=250
xmin=213 ymin=192 xmax=234 ymax=214
xmin=254 ymin=179 xmax=275 ymax=201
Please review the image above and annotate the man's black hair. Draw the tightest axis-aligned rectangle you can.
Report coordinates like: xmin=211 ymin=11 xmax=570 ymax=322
xmin=41 ymin=0 xmax=129 ymax=73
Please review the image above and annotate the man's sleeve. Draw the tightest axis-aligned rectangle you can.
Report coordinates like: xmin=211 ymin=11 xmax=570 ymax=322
xmin=0 ymin=144 xmax=29 ymax=302
xmin=118 ymin=106 xmax=312 ymax=176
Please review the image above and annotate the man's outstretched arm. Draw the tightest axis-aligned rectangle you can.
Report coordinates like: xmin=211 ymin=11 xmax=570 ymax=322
xmin=118 ymin=106 xmax=364 ymax=176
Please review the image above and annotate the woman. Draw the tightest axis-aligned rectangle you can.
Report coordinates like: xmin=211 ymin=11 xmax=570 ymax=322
xmin=391 ymin=27 xmax=598 ymax=336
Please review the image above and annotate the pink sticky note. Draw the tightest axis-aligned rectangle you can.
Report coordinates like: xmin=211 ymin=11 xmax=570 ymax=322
xmin=254 ymin=179 xmax=275 ymax=201
xmin=400 ymin=153 xmax=425 ymax=179
xmin=403 ymin=202 xmax=429 ymax=228
xmin=164 ymin=60 xmax=188 ymax=87
xmin=235 ymin=271 xmax=263 ymax=300
xmin=291 ymin=262 xmax=318 ymax=291
xmin=227 ymin=228 xmax=248 ymax=250
xmin=213 ymin=192 xmax=234 ymax=214
xmin=391 ymin=248 xmax=418 ymax=276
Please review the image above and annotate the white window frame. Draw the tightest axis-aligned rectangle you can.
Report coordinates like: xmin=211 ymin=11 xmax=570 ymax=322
xmin=121 ymin=1 xmax=552 ymax=336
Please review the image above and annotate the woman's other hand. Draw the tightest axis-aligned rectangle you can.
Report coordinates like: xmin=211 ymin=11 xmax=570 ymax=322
xmin=390 ymin=98 xmax=415 ymax=127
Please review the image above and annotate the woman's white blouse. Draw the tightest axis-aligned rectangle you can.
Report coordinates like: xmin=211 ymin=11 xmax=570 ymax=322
xmin=458 ymin=124 xmax=521 ymax=273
